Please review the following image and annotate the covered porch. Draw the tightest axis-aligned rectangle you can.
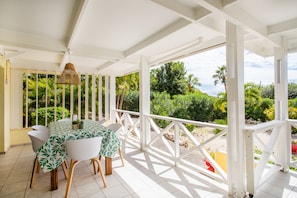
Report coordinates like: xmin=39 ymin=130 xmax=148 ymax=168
xmin=1 ymin=138 xmax=297 ymax=197
xmin=1 ymin=0 xmax=297 ymax=197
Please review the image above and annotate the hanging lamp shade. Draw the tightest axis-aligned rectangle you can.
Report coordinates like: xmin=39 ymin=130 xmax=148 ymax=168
xmin=56 ymin=63 xmax=81 ymax=85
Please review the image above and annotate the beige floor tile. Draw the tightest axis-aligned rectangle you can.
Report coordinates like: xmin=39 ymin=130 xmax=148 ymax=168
xmin=0 ymin=144 xmax=297 ymax=198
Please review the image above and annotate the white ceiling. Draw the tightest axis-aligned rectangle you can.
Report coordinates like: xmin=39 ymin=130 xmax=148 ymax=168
xmin=0 ymin=0 xmax=297 ymax=76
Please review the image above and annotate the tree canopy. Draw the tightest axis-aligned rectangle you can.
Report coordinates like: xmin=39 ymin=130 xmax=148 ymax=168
xmin=151 ymin=62 xmax=188 ymax=97
xmin=212 ymin=65 xmax=227 ymax=91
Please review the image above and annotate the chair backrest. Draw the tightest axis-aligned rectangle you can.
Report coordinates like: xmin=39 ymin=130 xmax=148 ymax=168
xmin=32 ymin=125 xmax=49 ymax=134
xmin=57 ymin=118 xmax=71 ymax=122
xmin=28 ymin=130 xmax=48 ymax=153
xmin=106 ymin=123 xmax=122 ymax=133
xmin=97 ymin=119 xmax=106 ymax=125
xmin=65 ymin=136 xmax=103 ymax=161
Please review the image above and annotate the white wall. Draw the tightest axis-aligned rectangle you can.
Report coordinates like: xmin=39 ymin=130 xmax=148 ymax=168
xmin=0 ymin=60 xmax=11 ymax=152
xmin=10 ymin=69 xmax=23 ymax=129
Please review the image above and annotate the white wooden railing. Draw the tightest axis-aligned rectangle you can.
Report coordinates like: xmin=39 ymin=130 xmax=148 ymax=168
xmin=287 ymin=119 xmax=297 ymax=167
xmin=245 ymin=120 xmax=285 ymax=195
xmin=115 ymin=109 xmax=228 ymax=183
xmin=115 ymin=109 xmax=296 ymax=195
xmin=115 ymin=109 xmax=141 ymax=148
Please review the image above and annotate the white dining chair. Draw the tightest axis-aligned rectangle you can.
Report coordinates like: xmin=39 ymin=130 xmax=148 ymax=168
xmin=97 ymin=119 xmax=106 ymax=125
xmin=31 ymin=125 xmax=50 ymax=135
xmin=28 ymin=130 xmax=68 ymax=188
xmin=28 ymin=130 xmax=51 ymax=188
xmin=106 ymin=123 xmax=125 ymax=166
xmin=57 ymin=118 xmax=71 ymax=122
xmin=64 ymin=137 xmax=107 ymax=198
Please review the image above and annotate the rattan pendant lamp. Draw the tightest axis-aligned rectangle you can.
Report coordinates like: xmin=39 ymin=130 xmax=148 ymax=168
xmin=57 ymin=49 xmax=81 ymax=85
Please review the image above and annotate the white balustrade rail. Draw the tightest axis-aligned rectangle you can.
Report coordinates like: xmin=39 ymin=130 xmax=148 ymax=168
xmin=287 ymin=119 xmax=297 ymax=167
xmin=115 ymin=109 xmax=228 ymax=183
xmin=115 ymin=109 xmax=297 ymax=195
xmin=245 ymin=120 xmax=285 ymax=195
xmin=115 ymin=109 xmax=141 ymax=148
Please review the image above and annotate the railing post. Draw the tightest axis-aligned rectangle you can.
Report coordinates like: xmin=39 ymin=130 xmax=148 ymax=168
xmin=174 ymin=123 xmax=180 ymax=166
xmin=245 ymin=129 xmax=255 ymax=195
xmin=274 ymin=46 xmax=289 ymax=171
xmin=226 ymin=21 xmax=246 ymax=197
xmin=110 ymin=74 xmax=116 ymax=123
xmin=104 ymin=75 xmax=110 ymax=120
xmin=124 ymin=113 xmax=128 ymax=140
xmin=139 ymin=56 xmax=150 ymax=151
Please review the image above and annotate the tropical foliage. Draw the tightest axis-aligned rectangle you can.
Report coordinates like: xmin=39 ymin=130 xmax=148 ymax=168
xmin=31 ymin=107 xmax=70 ymax=126
xmin=151 ymin=62 xmax=188 ymax=97
xmin=22 ymin=61 xmax=297 ymax=130
xmin=23 ymin=73 xmax=103 ymax=126
xmin=212 ymin=65 xmax=227 ymax=91
xmin=116 ymin=73 xmax=139 ymax=110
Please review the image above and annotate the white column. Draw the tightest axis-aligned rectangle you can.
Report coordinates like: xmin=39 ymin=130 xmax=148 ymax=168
xmin=274 ymin=45 xmax=289 ymax=171
xmin=139 ymin=56 xmax=150 ymax=150
xmin=54 ymin=74 xmax=57 ymax=121
xmin=105 ymin=75 xmax=110 ymax=120
xmin=98 ymin=75 xmax=103 ymax=120
xmin=226 ymin=21 xmax=246 ymax=197
xmin=45 ymin=73 xmax=48 ymax=126
xmin=110 ymin=74 xmax=116 ymax=122
xmin=0 ymin=57 xmax=11 ymax=152
xmin=10 ymin=69 xmax=23 ymax=129
xmin=62 ymin=85 xmax=65 ymax=118
xmin=25 ymin=73 xmax=29 ymax=127
xmin=70 ymin=84 xmax=74 ymax=118
xmin=78 ymin=74 xmax=81 ymax=120
xmin=92 ymin=74 xmax=96 ymax=120
xmin=85 ymin=74 xmax=89 ymax=119
xmin=35 ymin=73 xmax=38 ymax=125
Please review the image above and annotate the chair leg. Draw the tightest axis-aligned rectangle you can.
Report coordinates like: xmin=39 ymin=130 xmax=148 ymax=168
xmin=65 ymin=159 xmax=79 ymax=198
xmin=37 ymin=161 xmax=41 ymax=173
xmin=118 ymin=148 xmax=124 ymax=166
xmin=93 ymin=158 xmax=107 ymax=187
xmin=30 ymin=157 xmax=38 ymax=188
xmin=91 ymin=159 xmax=97 ymax=175
xmin=97 ymin=156 xmax=102 ymax=172
xmin=61 ymin=161 xmax=68 ymax=179
xmin=64 ymin=160 xmax=69 ymax=169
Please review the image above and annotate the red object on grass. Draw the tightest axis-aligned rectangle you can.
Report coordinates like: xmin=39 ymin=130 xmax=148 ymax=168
xmin=203 ymin=158 xmax=215 ymax=172
xmin=292 ymin=144 xmax=297 ymax=153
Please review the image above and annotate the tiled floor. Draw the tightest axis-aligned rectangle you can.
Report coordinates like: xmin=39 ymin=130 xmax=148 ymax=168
xmin=1 ymin=143 xmax=297 ymax=198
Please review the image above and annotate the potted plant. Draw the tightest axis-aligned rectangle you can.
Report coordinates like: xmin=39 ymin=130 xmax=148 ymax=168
xmin=72 ymin=120 xmax=79 ymax=129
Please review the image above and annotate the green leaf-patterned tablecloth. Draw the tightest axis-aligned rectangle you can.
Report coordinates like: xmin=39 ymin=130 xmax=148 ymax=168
xmin=36 ymin=119 xmax=120 ymax=172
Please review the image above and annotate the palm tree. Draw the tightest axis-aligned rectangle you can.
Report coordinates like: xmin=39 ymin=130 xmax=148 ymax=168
xmin=212 ymin=65 xmax=227 ymax=91
xmin=214 ymin=92 xmax=227 ymax=112
xmin=244 ymin=82 xmax=262 ymax=107
xmin=186 ymin=74 xmax=201 ymax=92
xmin=116 ymin=73 xmax=139 ymax=110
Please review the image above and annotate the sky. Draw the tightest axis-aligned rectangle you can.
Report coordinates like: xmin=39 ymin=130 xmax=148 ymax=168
xmin=179 ymin=46 xmax=297 ymax=96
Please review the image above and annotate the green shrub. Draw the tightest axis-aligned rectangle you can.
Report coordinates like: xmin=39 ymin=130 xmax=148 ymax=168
xmin=150 ymin=91 xmax=174 ymax=128
xmin=213 ymin=119 xmax=227 ymax=134
xmin=186 ymin=93 xmax=214 ymax=122
xmin=31 ymin=107 xmax=70 ymax=126
xmin=123 ymin=90 xmax=139 ymax=112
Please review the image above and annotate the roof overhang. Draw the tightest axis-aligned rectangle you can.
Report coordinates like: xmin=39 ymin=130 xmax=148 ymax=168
xmin=0 ymin=0 xmax=296 ymax=76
